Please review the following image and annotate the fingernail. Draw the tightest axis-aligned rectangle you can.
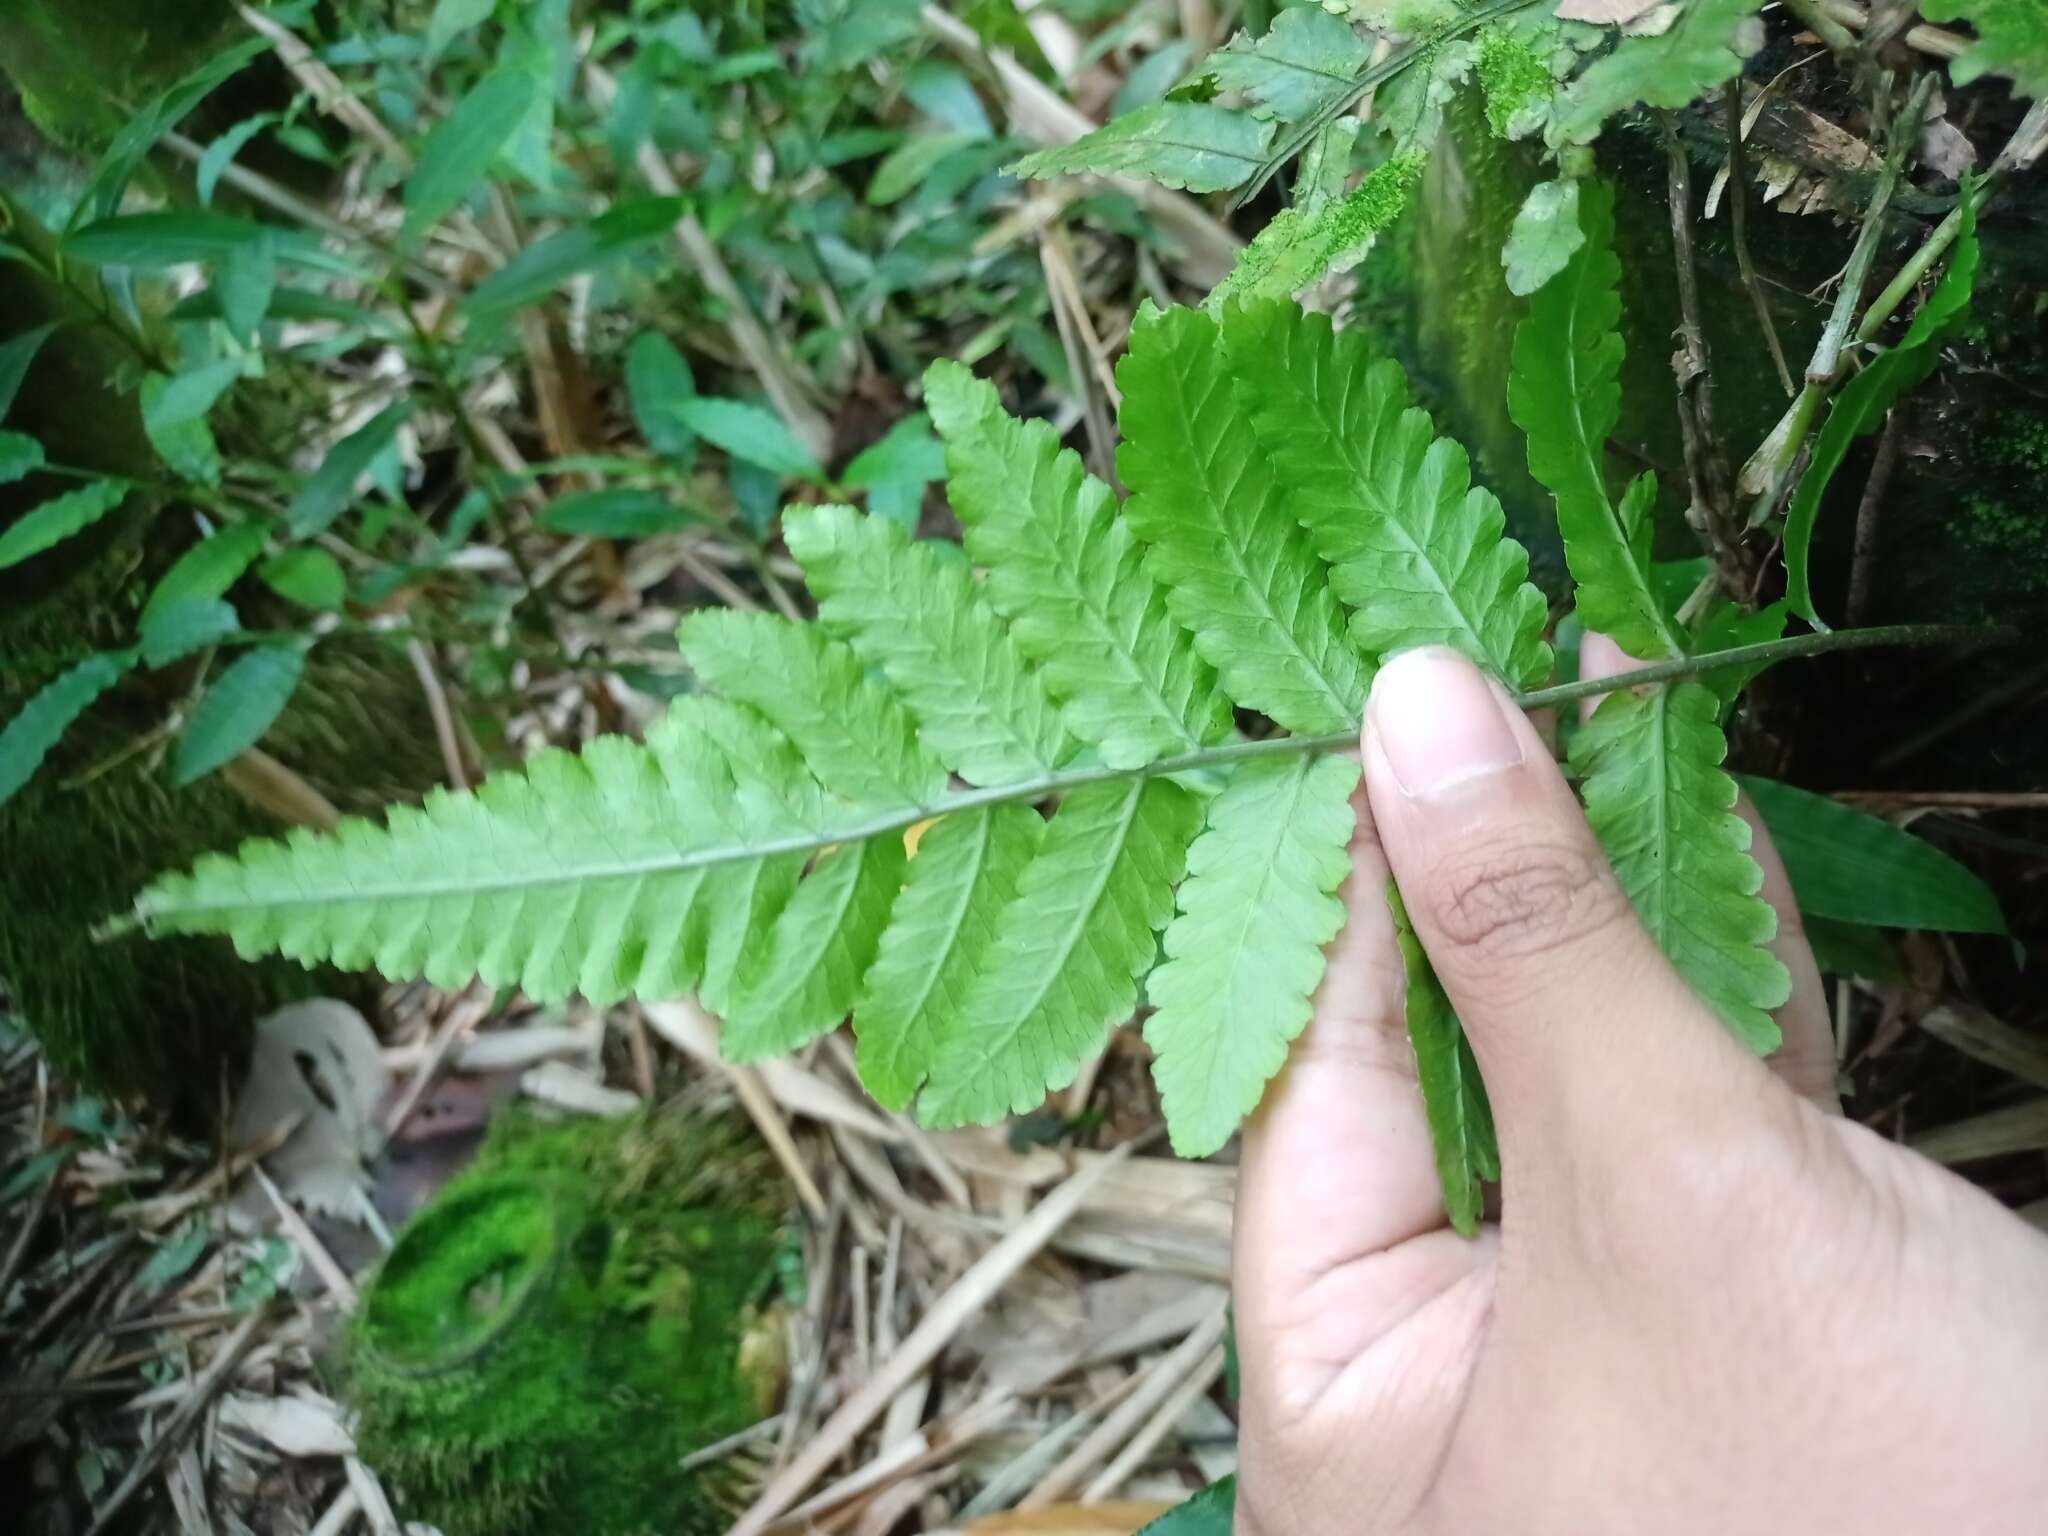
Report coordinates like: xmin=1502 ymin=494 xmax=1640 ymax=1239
xmin=1366 ymin=646 xmax=1524 ymax=799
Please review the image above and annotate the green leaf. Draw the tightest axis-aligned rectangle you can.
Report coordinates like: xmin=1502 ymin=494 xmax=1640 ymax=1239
xmin=1147 ymin=753 xmax=1360 ymax=1157
xmin=140 ymin=599 xmax=241 ymax=668
xmin=538 ymin=488 xmax=695 ymax=539
xmin=64 ymin=213 xmax=352 ymax=274
xmin=463 ymin=197 xmax=689 ymax=315
xmin=677 ymin=611 xmax=948 ymax=808
xmin=429 ymin=0 xmax=498 ymax=55
xmin=1551 ymin=0 xmax=1765 ymax=144
xmin=142 ymin=361 xmax=243 ymax=487
xmin=722 ymin=835 xmax=907 ymax=1059
xmin=260 ymin=547 xmax=347 ymax=611
xmin=1117 ymin=304 xmax=1369 ymax=735
xmin=841 ymin=415 xmax=947 ymax=489
xmin=0 ymin=480 xmax=128 ymax=570
xmin=1225 ymin=301 xmax=1552 ymax=687
xmin=1738 ymin=775 xmax=2005 ymax=934
xmin=144 ymin=523 xmax=269 ymax=621
xmin=288 ymin=402 xmax=413 ymax=538
xmin=1785 ymin=196 xmax=1978 ymax=625
xmin=1919 ymin=0 xmax=2048 ymax=96
xmin=852 ymin=804 xmax=1043 ymax=1110
xmin=81 ymin=37 xmax=271 ymax=218
xmin=926 ymin=360 xmax=1230 ymax=767
xmin=173 ymin=644 xmax=307 ymax=786
xmin=403 ymin=68 xmax=539 ymax=240
xmin=674 ymin=398 xmax=824 ymax=482
xmin=783 ymin=504 xmax=1076 ymax=786
xmin=1137 ymin=1477 xmax=1236 ymax=1536
xmin=1509 ymin=179 xmax=1681 ymax=659
xmin=1501 ymin=176 xmax=1584 ymax=297
xmin=625 ymin=333 xmax=697 ymax=465
xmin=197 ymin=113 xmax=279 ymax=206
xmin=868 ymin=131 xmax=983 ymax=205
xmin=918 ymin=778 xmax=1202 ymax=1126
xmin=216 ymin=235 xmax=278 ymax=340
xmin=1389 ymin=884 xmax=1498 ymax=1237
xmin=0 ymin=653 xmax=131 ymax=807
xmin=1572 ymin=682 xmax=1791 ymax=1054
xmin=0 ymin=323 xmax=58 ymax=420
xmin=1204 ymin=7 xmax=1371 ymax=123
xmin=135 ymin=695 xmax=830 ymax=1008
xmin=0 ymin=430 xmax=46 ymax=484
xmin=1008 ymin=103 xmax=1276 ymax=194
xmin=1203 ymin=151 xmax=1425 ymax=311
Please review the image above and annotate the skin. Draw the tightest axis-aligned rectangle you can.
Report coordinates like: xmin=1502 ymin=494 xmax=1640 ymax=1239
xmin=1234 ymin=639 xmax=2048 ymax=1536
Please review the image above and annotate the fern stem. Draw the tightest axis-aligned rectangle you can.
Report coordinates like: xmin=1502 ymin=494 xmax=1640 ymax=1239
xmin=109 ymin=623 xmax=2002 ymax=939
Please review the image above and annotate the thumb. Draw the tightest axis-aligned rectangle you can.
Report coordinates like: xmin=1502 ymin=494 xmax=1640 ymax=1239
xmin=1360 ymin=647 xmax=1762 ymax=1174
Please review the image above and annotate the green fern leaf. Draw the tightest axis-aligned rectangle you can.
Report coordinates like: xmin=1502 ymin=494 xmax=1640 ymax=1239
xmin=1919 ymin=0 xmax=2048 ymax=97
xmin=926 ymin=361 xmax=1230 ymax=767
xmin=1118 ymin=304 xmax=1369 ymax=736
xmin=721 ymin=834 xmax=906 ymax=1060
xmin=0 ymin=480 xmax=129 ymax=571
xmin=1509 ymin=180 xmax=1682 ymax=660
xmin=1224 ymin=301 xmax=1552 ymax=687
xmin=853 ymin=804 xmax=1045 ymax=1110
xmin=1550 ymin=0 xmax=1765 ymax=146
xmin=918 ymin=778 xmax=1202 ymax=1127
xmin=1145 ymin=753 xmax=1359 ymax=1157
xmin=1571 ymin=682 xmax=1791 ymax=1054
xmin=1007 ymin=103 xmax=1275 ymax=194
xmin=0 ymin=652 xmax=133 ymax=808
xmin=135 ymin=695 xmax=829 ymax=1009
xmin=1389 ymin=885 xmax=1498 ymax=1237
xmin=782 ymin=504 xmax=1075 ymax=786
xmin=677 ymin=609 xmax=947 ymax=807
xmin=1203 ymin=7 xmax=1372 ymax=124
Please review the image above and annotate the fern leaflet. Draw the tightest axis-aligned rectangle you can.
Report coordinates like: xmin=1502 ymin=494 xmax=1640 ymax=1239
xmin=920 ymin=778 xmax=1202 ymax=1127
xmin=1146 ymin=754 xmax=1360 ymax=1158
xmin=782 ymin=504 xmax=1075 ymax=786
xmin=1118 ymin=303 xmax=1369 ymax=737
xmin=1509 ymin=180 xmax=1683 ymax=661
xmin=926 ymin=360 xmax=1231 ymax=768
xmin=1571 ymin=682 xmax=1791 ymax=1054
xmin=1224 ymin=300 xmax=1553 ymax=688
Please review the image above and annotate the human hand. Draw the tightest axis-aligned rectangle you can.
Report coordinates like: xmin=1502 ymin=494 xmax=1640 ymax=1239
xmin=1232 ymin=641 xmax=2048 ymax=1535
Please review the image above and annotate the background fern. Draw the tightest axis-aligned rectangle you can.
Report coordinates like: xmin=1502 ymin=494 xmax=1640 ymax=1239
xmin=132 ymin=294 xmax=1800 ymax=1180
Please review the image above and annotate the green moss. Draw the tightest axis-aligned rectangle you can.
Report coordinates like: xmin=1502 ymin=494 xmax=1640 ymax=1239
xmin=1475 ymin=27 xmax=1552 ymax=140
xmin=346 ymin=1111 xmax=787 ymax=1536
xmin=0 ymin=0 xmax=238 ymax=146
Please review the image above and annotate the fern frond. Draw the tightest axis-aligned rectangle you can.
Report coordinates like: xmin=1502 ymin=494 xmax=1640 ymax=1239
xmin=782 ymin=504 xmax=1075 ymax=786
xmin=852 ymin=805 xmax=1044 ymax=1110
xmin=1118 ymin=304 xmax=1370 ymax=737
xmin=676 ymin=609 xmax=946 ymax=807
xmin=1509 ymin=180 xmax=1682 ymax=661
xmin=137 ymin=697 xmax=825 ymax=1010
xmin=1224 ymin=301 xmax=1553 ymax=688
xmin=1571 ymin=682 xmax=1790 ymax=1054
xmin=1145 ymin=754 xmax=1359 ymax=1157
xmin=918 ymin=779 xmax=1202 ymax=1126
xmin=925 ymin=361 xmax=1232 ymax=768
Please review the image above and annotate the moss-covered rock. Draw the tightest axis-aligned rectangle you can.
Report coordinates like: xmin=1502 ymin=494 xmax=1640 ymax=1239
xmin=345 ymin=1110 xmax=788 ymax=1536
xmin=0 ymin=0 xmax=238 ymax=146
